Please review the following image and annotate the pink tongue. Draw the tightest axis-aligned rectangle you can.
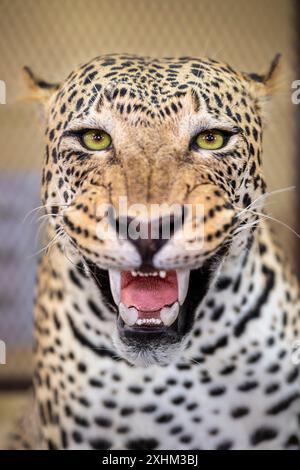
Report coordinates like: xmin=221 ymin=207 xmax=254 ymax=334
xmin=121 ymin=271 xmax=178 ymax=311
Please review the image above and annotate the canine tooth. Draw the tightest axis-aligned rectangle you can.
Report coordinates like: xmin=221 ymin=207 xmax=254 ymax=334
xmin=176 ymin=269 xmax=190 ymax=305
xmin=160 ymin=302 xmax=180 ymax=326
xmin=108 ymin=269 xmax=121 ymax=305
xmin=119 ymin=303 xmax=138 ymax=326
xmin=159 ymin=270 xmax=166 ymax=279
xmin=131 ymin=271 xmax=137 ymax=277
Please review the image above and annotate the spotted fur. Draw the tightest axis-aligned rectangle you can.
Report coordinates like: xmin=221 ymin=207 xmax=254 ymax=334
xmin=9 ymin=54 xmax=300 ymax=449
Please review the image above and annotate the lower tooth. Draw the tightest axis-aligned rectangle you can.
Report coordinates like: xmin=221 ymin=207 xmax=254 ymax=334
xmin=119 ymin=303 xmax=138 ymax=326
xmin=135 ymin=318 xmax=162 ymax=326
xmin=160 ymin=302 xmax=180 ymax=326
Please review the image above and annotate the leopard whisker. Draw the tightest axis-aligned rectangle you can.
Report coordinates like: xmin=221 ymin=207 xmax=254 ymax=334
xmin=23 ymin=202 xmax=70 ymax=224
xmin=234 ymin=186 xmax=295 ymax=218
xmin=36 ymin=213 xmax=65 ymax=223
xmin=240 ymin=208 xmax=300 ymax=239
xmin=28 ymin=228 xmax=65 ymax=259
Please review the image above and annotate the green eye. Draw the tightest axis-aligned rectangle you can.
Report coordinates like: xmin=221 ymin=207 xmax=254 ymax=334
xmin=82 ymin=129 xmax=112 ymax=151
xmin=195 ymin=129 xmax=226 ymax=151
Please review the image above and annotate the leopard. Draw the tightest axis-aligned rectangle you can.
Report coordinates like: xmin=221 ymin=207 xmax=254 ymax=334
xmin=8 ymin=53 xmax=300 ymax=450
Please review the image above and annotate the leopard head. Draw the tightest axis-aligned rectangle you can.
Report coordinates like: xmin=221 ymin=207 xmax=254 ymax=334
xmin=25 ymin=53 xmax=280 ymax=366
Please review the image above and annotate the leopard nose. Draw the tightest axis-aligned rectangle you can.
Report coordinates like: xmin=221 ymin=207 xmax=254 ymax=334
xmin=110 ymin=209 xmax=185 ymax=265
xmin=126 ymin=235 xmax=167 ymax=266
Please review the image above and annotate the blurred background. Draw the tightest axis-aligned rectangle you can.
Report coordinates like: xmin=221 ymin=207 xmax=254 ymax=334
xmin=0 ymin=0 xmax=298 ymax=443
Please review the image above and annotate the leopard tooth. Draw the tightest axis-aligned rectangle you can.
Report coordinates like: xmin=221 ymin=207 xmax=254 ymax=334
xmin=108 ymin=269 xmax=121 ymax=305
xmin=176 ymin=269 xmax=190 ymax=305
xmin=119 ymin=303 xmax=138 ymax=326
xmin=160 ymin=302 xmax=179 ymax=326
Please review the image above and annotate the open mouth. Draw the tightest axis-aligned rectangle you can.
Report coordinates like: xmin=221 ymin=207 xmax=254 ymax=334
xmin=85 ymin=246 xmax=227 ymax=345
xmin=109 ymin=269 xmax=189 ymax=330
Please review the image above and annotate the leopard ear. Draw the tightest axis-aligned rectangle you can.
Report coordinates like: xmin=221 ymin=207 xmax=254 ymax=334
xmin=22 ymin=66 xmax=60 ymax=104
xmin=247 ymin=53 xmax=282 ymax=98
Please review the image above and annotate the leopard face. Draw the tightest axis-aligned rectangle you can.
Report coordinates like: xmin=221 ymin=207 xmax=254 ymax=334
xmin=26 ymin=53 xmax=280 ymax=366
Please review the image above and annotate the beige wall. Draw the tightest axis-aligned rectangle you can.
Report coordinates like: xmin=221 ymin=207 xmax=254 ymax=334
xmin=0 ymin=0 xmax=297 ymax=257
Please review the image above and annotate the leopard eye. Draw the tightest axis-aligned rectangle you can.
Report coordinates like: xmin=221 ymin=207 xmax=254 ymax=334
xmin=194 ymin=129 xmax=226 ymax=151
xmin=82 ymin=129 xmax=112 ymax=151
